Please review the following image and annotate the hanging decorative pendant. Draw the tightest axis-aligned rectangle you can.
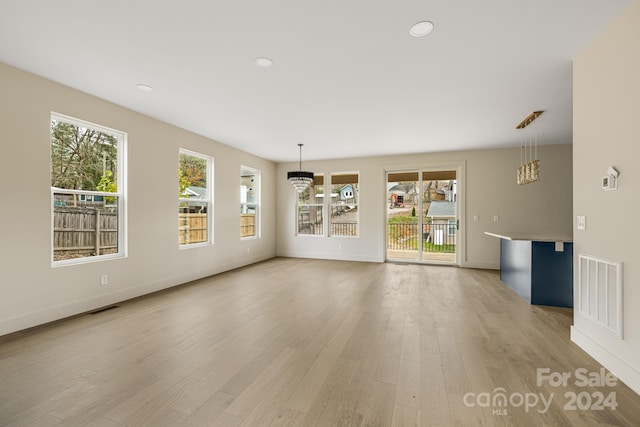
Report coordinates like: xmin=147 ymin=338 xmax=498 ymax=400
xmin=516 ymin=111 xmax=543 ymax=185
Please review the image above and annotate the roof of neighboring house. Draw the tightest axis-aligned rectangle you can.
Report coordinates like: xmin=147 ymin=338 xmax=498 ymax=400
xmin=184 ymin=186 xmax=207 ymax=199
xmin=389 ymin=183 xmax=414 ymax=194
xmin=427 ymin=201 xmax=456 ymax=218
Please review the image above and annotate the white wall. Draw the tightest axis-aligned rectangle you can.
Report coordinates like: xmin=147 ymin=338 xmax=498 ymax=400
xmin=571 ymin=0 xmax=640 ymax=394
xmin=276 ymin=144 xmax=573 ymax=268
xmin=0 ymin=63 xmax=277 ymax=336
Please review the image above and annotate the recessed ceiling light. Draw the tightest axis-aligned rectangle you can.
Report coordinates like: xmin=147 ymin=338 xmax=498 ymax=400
xmin=410 ymin=21 xmax=434 ymax=37
xmin=254 ymin=57 xmax=274 ymax=68
xmin=136 ymin=84 xmax=154 ymax=92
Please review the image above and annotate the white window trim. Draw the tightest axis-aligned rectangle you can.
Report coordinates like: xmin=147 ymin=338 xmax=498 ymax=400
xmin=179 ymin=148 xmax=213 ymax=248
xmin=329 ymin=171 xmax=359 ymax=238
xmin=241 ymin=166 xmax=260 ymax=240
xmin=295 ymin=174 xmax=325 ymax=237
xmin=51 ymin=113 xmax=127 ymax=267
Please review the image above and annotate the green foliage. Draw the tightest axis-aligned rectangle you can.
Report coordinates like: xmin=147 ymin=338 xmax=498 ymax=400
xmin=179 ymin=154 xmax=207 ymax=188
xmin=96 ymin=170 xmax=117 ymax=193
xmin=422 ymin=240 xmax=456 ymax=253
xmin=50 ymin=120 xmax=118 ymax=190
xmin=401 ymin=237 xmax=456 ymax=253
xmin=97 ymin=171 xmax=117 ymax=204
xmin=388 ymin=215 xmax=418 ymax=224
xmin=178 ymin=168 xmax=190 ymax=197
xmin=411 ymin=206 xmax=416 ymax=216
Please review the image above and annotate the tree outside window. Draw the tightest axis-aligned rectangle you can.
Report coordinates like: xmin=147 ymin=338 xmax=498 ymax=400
xmin=50 ymin=114 xmax=125 ymax=264
xmin=178 ymin=150 xmax=212 ymax=246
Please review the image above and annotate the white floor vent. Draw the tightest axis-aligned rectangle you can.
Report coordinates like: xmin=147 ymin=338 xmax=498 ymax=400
xmin=578 ymin=254 xmax=623 ymax=338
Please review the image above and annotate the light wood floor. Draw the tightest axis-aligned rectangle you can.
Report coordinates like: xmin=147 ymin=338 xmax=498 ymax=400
xmin=387 ymin=250 xmax=456 ymax=263
xmin=1 ymin=258 xmax=639 ymax=426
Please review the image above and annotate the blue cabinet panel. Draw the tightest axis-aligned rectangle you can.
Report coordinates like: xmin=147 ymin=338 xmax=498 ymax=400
xmin=498 ymin=239 xmax=573 ymax=308
xmin=531 ymin=242 xmax=573 ymax=308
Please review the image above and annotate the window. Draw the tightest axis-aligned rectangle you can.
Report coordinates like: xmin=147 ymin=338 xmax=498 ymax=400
xmin=241 ymin=166 xmax=260 ymax=238
xmin=330 ymin=172 xmax=359 ymax=237
xmin=448 ymin=219 xmax=457 ymax=236
xmin=179 ymin=149 xmax=212 ymax=246
xmin=296 ymin=175 xmax=324 ymax=236
xmin=51 ymin=113 xmax=126 ymax=265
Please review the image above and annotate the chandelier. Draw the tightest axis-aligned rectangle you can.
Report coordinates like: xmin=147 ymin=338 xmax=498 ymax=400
xmin=287 ymin=144 xmax=314 ymax=192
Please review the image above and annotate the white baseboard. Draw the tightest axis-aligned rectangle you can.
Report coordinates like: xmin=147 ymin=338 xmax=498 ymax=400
xmin=0 ymin=252 xmax=274 ymax=337
xmin=277 ymin=250 xmax=384 ymax=263
xmin=0 ymin=297 xmax=101 ymax=337
xmin=277 ymin=251 xmax=499 ymax=269
xmin=461 ymin=261 xmax=500 ymax=270
xmin=571 ymin=326 xmax=640 ymax=396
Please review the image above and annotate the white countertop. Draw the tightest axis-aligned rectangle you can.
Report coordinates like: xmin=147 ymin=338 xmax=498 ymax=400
xmin=484 ymin=231 xmax=573 ymax=243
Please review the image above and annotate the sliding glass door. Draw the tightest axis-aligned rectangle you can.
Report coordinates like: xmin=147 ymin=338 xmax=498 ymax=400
xmin=386 ymin=169 xmax=458 ymax=264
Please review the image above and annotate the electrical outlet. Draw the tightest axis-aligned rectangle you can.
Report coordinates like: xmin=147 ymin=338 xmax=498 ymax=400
xmin=473 ymin=215 xmax=479 ymax=222
xmin=577 ymin=215 xmax=586 ymax=230
xmin=100 ymin=274 xmax=108 ymax=285
xmin=493 ymin=215 xmax=500 ymax=222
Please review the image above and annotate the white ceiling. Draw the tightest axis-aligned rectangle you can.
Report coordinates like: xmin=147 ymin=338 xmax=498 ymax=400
xmin=0 ymin=0 xmax=631 ymax=162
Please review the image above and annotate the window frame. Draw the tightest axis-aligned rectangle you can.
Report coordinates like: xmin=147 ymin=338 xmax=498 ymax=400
xmin=241 ymin=165 xmax=260 ymax=239
xmin=178 ymin=148 xmax=213 ymax=248
xmin=50 ymin=112 xmax=127 ymax=267
xmin=295 ymin=174 xmax=325 ymax=237
xmin=329 ymin=172 xmax=359 ymax=238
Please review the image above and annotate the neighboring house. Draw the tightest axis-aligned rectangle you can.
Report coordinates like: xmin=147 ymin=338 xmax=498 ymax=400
xmin=388 ymin=184 xmax=408 ymax=207
xmin=388 ymin=182 xmax=420 ymax=208
xmin=334 ymin=185 xmax=357 ymax=216
xmin=339 ymin=184 xmax=354 ymax=202
xmin=240 ymin=185 xmax=256 ymax=214
xmin=426 ymin=200 xmax=456 ymax=224
xmin=426 ymin=200 xmax=457 ymax=244
xmin=424 ymin=180 xmax=456 ymax=202
xmin=424 ymin=185 xmax=446 ymax=202
xmin=52 ymin=188 xmax=106 ymax=208
xmin=183 ymin=186 xmax=206 ymax=199
xmin=181 ymin=186 xmax=208 ymax=213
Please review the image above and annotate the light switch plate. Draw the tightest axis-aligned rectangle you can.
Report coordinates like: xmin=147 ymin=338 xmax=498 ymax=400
xmin=577 ymin=215 xmax=586 ymax=230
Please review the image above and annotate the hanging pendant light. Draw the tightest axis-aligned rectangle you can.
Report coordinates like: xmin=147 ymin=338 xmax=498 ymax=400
xmin=287 ymin=144 xmax=314 ymax=192
xmin=515 ymin=111 xmax=543 ymax=185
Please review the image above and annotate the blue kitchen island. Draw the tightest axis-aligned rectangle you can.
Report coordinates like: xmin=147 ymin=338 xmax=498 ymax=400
xmin=485 ymin=232 xmax=573 ymax=308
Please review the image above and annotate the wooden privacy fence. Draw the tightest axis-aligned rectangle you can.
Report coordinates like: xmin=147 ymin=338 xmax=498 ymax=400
xmin=54 ymin=209 xmax=253 ymax=256
xmin=179 ymin=213 xmax=255 ymax=242
xmin=240 ymin=214 xmax=255 ymax=237
xmin=179 ymin=213 xmax=208 ymax=244
xmin=53 ymin=207 xmax=118 ymax=260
